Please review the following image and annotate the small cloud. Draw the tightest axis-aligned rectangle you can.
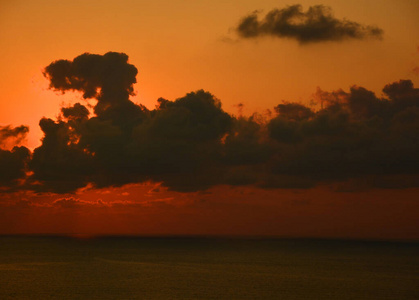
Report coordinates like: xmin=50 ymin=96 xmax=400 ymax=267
xmin=52 ymin=197 xmax=106 ymax=209
xmin=218 ymin=36 xmax=239 ymax=44
xmin=234 ymin=4 xmax=383 ymax=44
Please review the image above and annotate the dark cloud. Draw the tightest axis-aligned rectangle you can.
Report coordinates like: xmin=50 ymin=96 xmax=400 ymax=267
xmin=223 ymin=115 xmax=270 ymax=165
xmin=124 ymin=91 xmax=232 ymax=191
xmin=0 ymin=146 xmax=30 ymax=189
xmin=0 ymin=125 xmax=29 ymax=148
xmin=29 ymin=52 xmax=232 ymax=193
xmin=267 ymin=80 xmax=419 ymax=184
xmin=61 ymin=103 xmax=90 ymax=120
xmin=235 ymin=4 xmax=383 ymax=44
xmin=29 ymin=117 xmax=94 ymax=193
xmin=44 ymin=52 xmax=137 ymax=100
xmin=1 ymin=52 xmax=419 ymax=194
xmin=0 ymin=125 xmax=30 ymax=189
xmin=44 ymin=52 xmax=145 ymax=128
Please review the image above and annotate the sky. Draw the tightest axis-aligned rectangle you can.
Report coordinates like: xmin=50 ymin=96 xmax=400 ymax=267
xmin=0 ymin=0 xmax=418 ymax=239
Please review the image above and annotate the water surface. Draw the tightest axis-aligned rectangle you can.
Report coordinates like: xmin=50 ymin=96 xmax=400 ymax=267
xmin=0 ymin=236 xmax=418 ymax=299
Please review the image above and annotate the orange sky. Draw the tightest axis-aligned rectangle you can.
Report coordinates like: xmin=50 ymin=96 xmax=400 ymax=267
xmin=1 ymin=0 xmax=418 ymax=149
xmin=0 ymin=0 xmax=419 ymax=238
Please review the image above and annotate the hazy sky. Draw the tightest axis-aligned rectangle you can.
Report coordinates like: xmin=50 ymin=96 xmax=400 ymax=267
xmin=0 ymin=1 xmax=418 ymax=238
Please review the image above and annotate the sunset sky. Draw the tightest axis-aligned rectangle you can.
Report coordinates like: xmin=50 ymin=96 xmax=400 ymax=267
xmin=0 ymin=0 xmax=418 ymax=239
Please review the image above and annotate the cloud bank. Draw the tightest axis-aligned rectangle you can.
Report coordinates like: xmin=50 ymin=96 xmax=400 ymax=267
xmin=235 ymin=4 xmax=383 ymax=43
xmin=1 ymin=52 xmax=419 ymax=194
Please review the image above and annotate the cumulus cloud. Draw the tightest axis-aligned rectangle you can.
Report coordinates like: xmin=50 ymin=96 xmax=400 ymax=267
xmin=1 ymin=52 xmax=419 ymax=194
xmin=267 ymin=80 xmax=419 ymax=186
xmin=0 ymin=125 xmax=30 ymax=189
xmin=28 ymin=52 xmax=232 ymax=193
xmin=235 ymin=4 xmax=383 ymax=44
xmin=0 ymin=146 xmax=30 ymax=187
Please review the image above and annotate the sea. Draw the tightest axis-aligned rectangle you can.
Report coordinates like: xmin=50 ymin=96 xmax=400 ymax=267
xmin=0 ymin=236 xmax=418 ymax=299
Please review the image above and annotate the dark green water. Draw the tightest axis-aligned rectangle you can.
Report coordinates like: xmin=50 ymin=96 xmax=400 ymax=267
xmin=0 ymin=236 xmax=418 ymax=299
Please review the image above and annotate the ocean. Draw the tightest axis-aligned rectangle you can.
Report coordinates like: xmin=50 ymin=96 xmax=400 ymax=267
xmin=0 ymin=236 xmax=418 ymax=299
